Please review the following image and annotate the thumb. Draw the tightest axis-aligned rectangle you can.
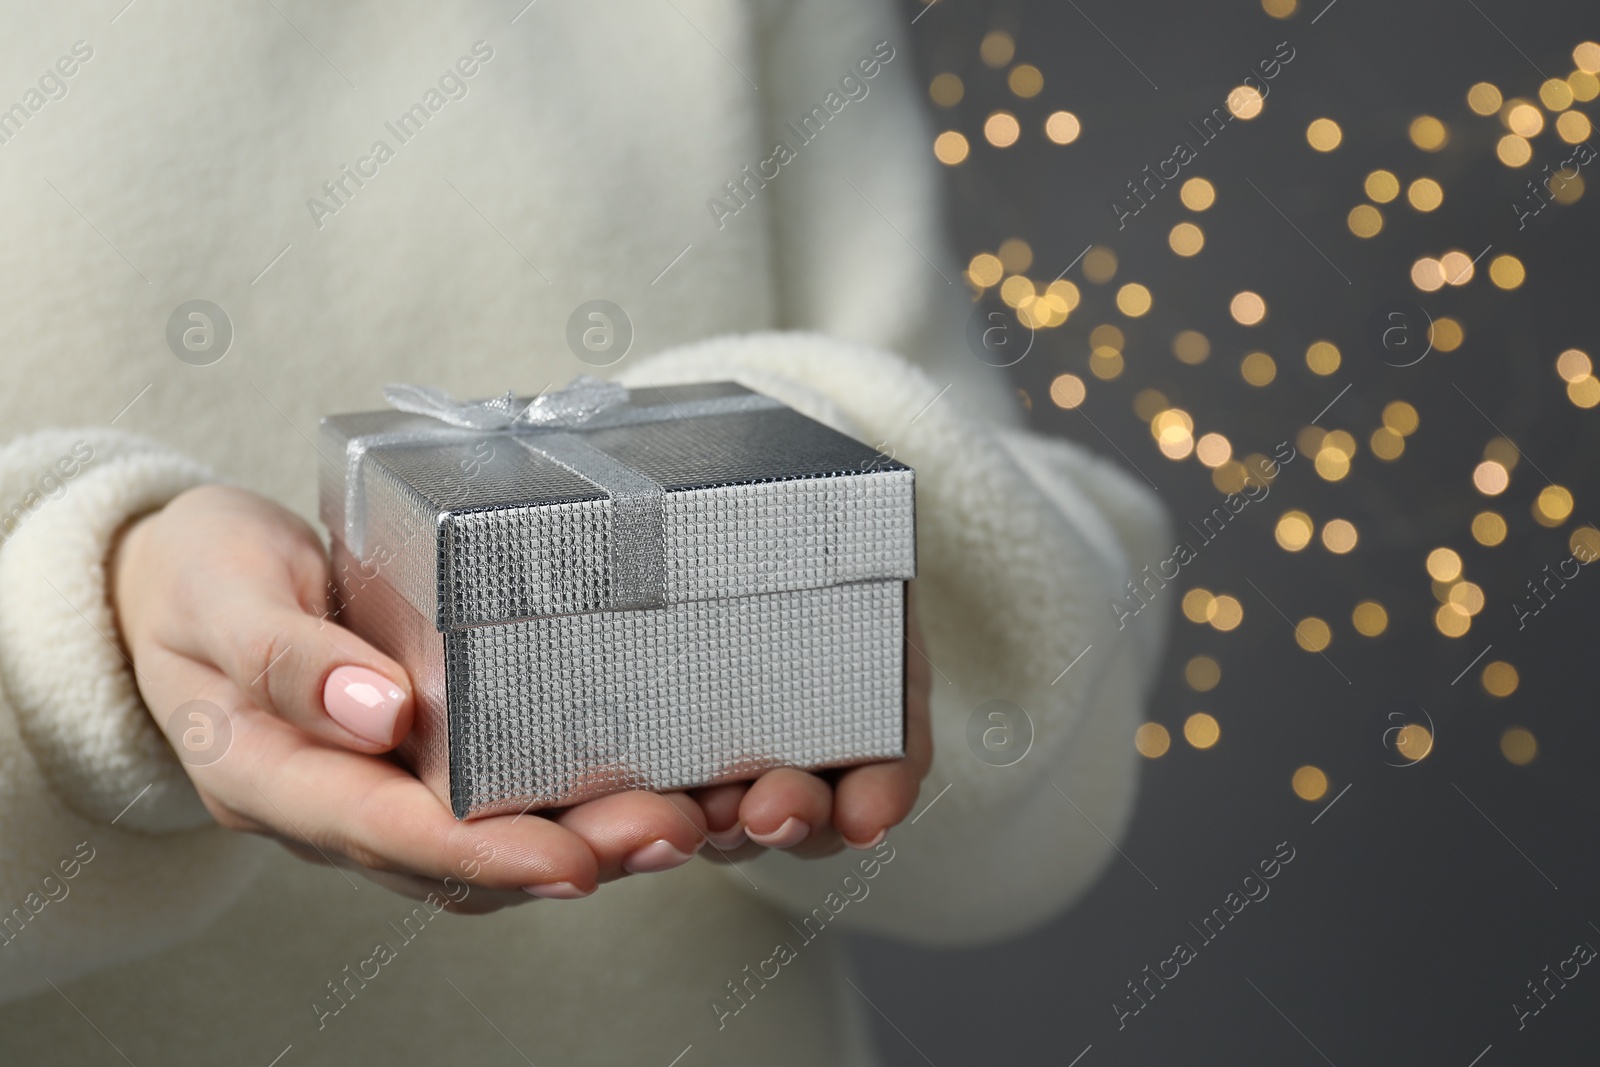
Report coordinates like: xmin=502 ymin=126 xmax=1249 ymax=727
xmin=195 ymin=596 xmax=414 ymax=751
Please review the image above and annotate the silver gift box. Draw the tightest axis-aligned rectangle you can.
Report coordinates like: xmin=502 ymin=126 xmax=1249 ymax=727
xmin=319 ymin=380 xmax=914 ymax=819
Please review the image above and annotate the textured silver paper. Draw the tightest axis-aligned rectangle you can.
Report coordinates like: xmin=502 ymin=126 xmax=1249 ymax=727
xmin=333 ymin=539 xmax=906 ymax=818
xmin=319 ymin=382 xmax=914 ymax=818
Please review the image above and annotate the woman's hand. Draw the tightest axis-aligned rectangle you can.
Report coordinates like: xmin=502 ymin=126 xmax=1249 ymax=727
xmin=692 ymin=588 xmax=934 ymax=861
xmin=109 ymin=485 xmax=710 ymax=911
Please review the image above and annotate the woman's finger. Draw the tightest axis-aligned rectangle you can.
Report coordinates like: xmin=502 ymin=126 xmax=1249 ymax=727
xmin=738 ymin=767 xmax=832 ymax=850
xmin=553 ymin=790 xmax=708 ymax=881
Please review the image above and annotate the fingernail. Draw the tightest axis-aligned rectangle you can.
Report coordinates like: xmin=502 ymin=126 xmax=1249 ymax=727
xmin=323 ymin=665 xmax=405 ymax=745
xmin=707 ymin=824 xmax=747 ymax=851
xmin=623 ymin=840 xmax=696 ymax=874
xmin=523 ymin=881 xmax=590 ymax=899
xmin=747 ymin=817 xmax=810 ymax=849
xmin=843 ymin=829 xmax=887 ymax=851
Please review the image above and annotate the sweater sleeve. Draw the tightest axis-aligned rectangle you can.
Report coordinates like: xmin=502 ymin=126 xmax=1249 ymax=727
xmin=620 ymin=335 xmax=1171 ymax=945
xmin=0 ymin=430 xmax=269 ymax=1003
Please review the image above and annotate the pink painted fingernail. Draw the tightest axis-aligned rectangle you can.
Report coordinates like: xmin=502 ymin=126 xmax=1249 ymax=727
xmin=747 ymin=817 xmax=810 ymax=849
xmin=707 ymin=824 xmax=747 ymax=851
xmin=523 ymin=881 xmax=590 ymax=899
xmin=623 ymin=840 xmax=696 ymax=874
xmin=843 ymin=829 xmax=887 ymax=851
xmin=323 ymin=666 xmax=405 ymax=745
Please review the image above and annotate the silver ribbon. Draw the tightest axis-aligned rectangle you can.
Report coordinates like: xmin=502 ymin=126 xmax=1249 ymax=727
xmin=341 ymin=377 xmax=781 ymax=612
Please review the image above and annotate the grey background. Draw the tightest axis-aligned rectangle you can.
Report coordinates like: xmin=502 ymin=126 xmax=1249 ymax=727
xmin=853 ymin=2 xmax=1600 ymax=1063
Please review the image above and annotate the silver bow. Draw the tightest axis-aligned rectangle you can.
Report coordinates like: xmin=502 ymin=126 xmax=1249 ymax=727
xmin=340 ymin=377 xmax=781 ymax=616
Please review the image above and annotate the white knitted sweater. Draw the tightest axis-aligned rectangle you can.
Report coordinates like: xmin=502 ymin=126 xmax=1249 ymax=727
xmin=0 ymin=1 xmax=1168 ymax=1062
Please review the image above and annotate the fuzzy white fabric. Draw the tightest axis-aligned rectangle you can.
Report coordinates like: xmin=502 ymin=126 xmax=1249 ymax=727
xmin=0 ymin=1 xmax=1168 ymax=1063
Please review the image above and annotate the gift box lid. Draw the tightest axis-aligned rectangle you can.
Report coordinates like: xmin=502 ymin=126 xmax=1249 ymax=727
xmin=319 ymin=381 xmax=914 ymax=632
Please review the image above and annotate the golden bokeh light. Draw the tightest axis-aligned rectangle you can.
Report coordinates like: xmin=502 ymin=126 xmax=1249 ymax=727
xmin=929 ymin=73 xmax=964 ymax=107
xmin=1292 ymin=766 xmax=1329 ymax=802
xmin=1569 ymin=375 xmax=1600 ymax=408
xmin=1352 ymin=600 xmax=1388 ymax=636
xmin=1307 ymin=118 xmax=1342 ymax=151
xmin=1322 ymin=518 xmax=1358 ymax=553
xmin=1185 ymin=655 xmax=1221 ymax=692
xmin=1276 ymin=510 xmax=1314 ymax=551
xmin=1557 ymin=348 xmax=1592 ymax=382
xmin=1195 ymin=432 xmax=1232 ymax=468
xmin=966 ymin=253 xmax=1003 ymax=289
xmin=1467 ymin=82 xmax=1503 ymax=115
xmin=1230 ymin=291 xmax=1266 ymax=325
xmin=999 ymin=275 xmax=1034 ymax=307
xmin=1045 ymin=110 xmax=1082 ymax=144
xmin=1209 ymin=595 xmax=1243 ymax=632
xmin=1182 ymin=588 xmax=1216 ymax=624
xmin=1471 ymin=511 xmax=1507 ymax=546
xmin=1090 ymin=347 xmax=1124 ymax=380
xmin=1180 ymin=177 xmax=1216 ymax=211
xmin=1364 ymin=169 xmax=1400 ymax=202
xmin=1429 ymin=318 xmax=1464 ymax=352
xmin=1008 ymin=63 xmax=1044 ymax=98
xmin=1173 ymin=329 xmax=1210 ymax=364
xmin=1116 ymin=283 xmax=1152 ymax=317
xmin=1047 ymin=279 xmax=1081 ymax=312
xmin=1534 ymin=485 xmax=1575 ymax=527
xmin=1577 ymin=41 xmax=1600 ymax=73
xmin=1049 ymin=373 xmax=1086 ymax=409
xmin=1347 ymin=204 xmax=1384 ymax=237
xmin=1169 ymin=221 xmax=1205 ymax=256
xmin=1212 ymin=461 xmax=1248 ymax=494
xmin=1507 ymin=102 xmax=1543 ymax=137
xmin=984 ymin=111 xmax=1021 ymax=147
xmin=1436 ymin=603 xmax=1471 ymax=637
xmin=1241 ymin=351 xmax=1277 ymax=386
xmin=1500 ymin=727 xmax=1537 ymax=766
xmin=1481 ymin=660 xmax=1518 ymax=697
xmin=1425 ymin=547 xmax=1463 ymax=582
xmin=1394 ymin=724 xmax=1434 ymax=762
xmin=1082 ymin=246 xmax=1118 ymax=283
xmin=1473 ymin=460 xmax=1510 ymax=495
xmin=1227 ymin=85 xmax=1264 ymax=119
xmin=1383 ymin=401 xmax=1419 ymax=435
xmin=1315 ymin=448 xmax=1350 ymax=481
xmin=1571 ymin=70 xmax=1600 ymax=101
xmin=1539 ymin=77 xmax=1574 ymax=111
xmin=1370 ymin=427 xmax=1405 ymax=460
xmin=979 ymin=30 xmax=1015 ymax=68
xmin=1323 ymin=430 xmax=1357 ymax=459
xmin=1448 ymin=581 xmax=1486 ymax=616
xmin=1488 ymin=254 xmax=1525 ymax=289
xmin=1090 ymin=323 xmax=1125 ymax=349
xmin=1411 ymin=257 xmax=1446 ymax=292
xmin=1407 ymin=178 xmax=1444 ymax=211
xmin=1135 ymin=722 xmax=1171 ymax=758
xmin=1295 ymin=617 xmax=1332 ymax=652
xmin=1571 ymin=525 xmax=1600 ymax=558
xmin=1409 ymin=115 xmax=1448 ymax=150
xmin=1184 ymin=712 xmax=1221 ymax=749
xmin=1439 ymin=250 xmax=1475 ymax=285
xmin=1262 ymin=0 xmax=1297 ymax=15
xmin=1133 ymin=389 xmax=1169 ymax=421
xmin=1556 ymin=110 xmax=1592 ymax=143
xmin=1496 ymin=134 xmax=1533 ymax=166
xmin=997 ymin=238 xmax=1033 ymax=273
xmin=933 ymin=131 xmax=970 ymax=165
xmin=1305 ymin=341 xmax=1341 ymax=375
